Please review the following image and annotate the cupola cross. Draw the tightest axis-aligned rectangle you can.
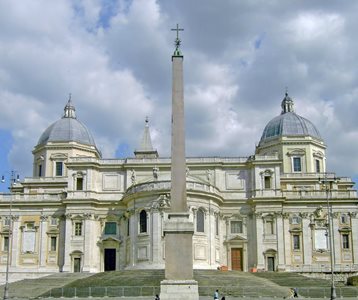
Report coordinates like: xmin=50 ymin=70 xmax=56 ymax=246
xmin=171 ymin=24 xmax=184 ymax=56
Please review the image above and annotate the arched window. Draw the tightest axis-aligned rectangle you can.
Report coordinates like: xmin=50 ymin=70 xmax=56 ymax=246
xmin=196 ymin=209 xmax=205 ymax=233
xmin=139 ymin=210 xmax=147 ymax=233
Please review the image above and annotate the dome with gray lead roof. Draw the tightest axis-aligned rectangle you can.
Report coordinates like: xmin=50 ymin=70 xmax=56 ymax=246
xmin=259 ymin=93 xmax=322 ymax=145
xmin=37 ymin=99 xmax=96 ymax=147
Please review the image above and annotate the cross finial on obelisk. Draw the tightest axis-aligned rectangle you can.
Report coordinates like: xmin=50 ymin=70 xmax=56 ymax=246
xmin=171 ymin=24 xmax=184 ymax=56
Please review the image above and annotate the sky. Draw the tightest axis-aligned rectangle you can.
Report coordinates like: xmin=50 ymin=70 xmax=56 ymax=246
xmin=0 ymin=0 xmax=357 ymax=191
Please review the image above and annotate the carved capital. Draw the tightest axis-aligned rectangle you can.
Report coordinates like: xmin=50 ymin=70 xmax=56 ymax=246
xmin=332 ymin=212 xmax=340 ymax=219
xmin=349 ymin=212 xmax=357 ymax=218
xmin=40 ymin=215 xmax=49 ymax=221
xmin=83 ymin=213 xmax=93 ymax=220
xmin=12 ymin=215 xmax=20 ymax=221
xmin=282 ymin=213 xmax=290 ymax=219
xmin=300 ymin=212 xmax=309 ymax=219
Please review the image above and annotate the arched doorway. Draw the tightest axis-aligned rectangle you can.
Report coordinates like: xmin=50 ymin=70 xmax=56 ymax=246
xmin=264 ymin=249 xmax=277 ymax=271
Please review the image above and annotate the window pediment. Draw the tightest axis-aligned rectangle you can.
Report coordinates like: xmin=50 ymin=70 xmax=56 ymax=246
xmin=313 ymin=151 xmax=324 ymax=158
xmin=99 ymin=236 xmax=121 ymax=243
xmin=225 ymin=235 xmax=247 ymax=243
xmin=50 ymin=153 xmax=68 ymax=160
xmin=287 ymin=149 xmax=305 ymax=156
xmin=289 ymin=228 xmax=302 ymax=233
xmin=338 ymin=227 xmax=351 ymax=232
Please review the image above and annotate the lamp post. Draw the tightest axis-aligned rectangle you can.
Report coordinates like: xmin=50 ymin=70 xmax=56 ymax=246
xmin=1 ymin=171 xmax=20 ymax=300
xmin=319 ymin=173 xmax=337 ymax=300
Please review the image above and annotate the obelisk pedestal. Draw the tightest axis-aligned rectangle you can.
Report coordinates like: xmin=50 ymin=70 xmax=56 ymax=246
xmin=160 ymin=26 xmax=198 ymax=300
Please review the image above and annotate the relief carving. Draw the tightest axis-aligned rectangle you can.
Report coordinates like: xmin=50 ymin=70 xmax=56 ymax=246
xmin=151 ymin=194 xmax=171 ymax=209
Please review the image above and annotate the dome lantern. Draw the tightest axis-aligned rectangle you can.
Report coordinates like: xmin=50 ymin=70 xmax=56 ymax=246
xmin=63 ymin=94 xmax=76 ymax=119
xmin=281 ymin=92 xmax=294 ymax=114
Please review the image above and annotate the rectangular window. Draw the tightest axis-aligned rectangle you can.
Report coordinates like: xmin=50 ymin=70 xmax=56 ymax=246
xmin=38 ymin=164 xmax=42 ymax=177
xmin=341 ymin=215 xmax=348 ymax=224
xmin=215 ymin=216 xmax=219 ymax=236
xmin=342 ymin=234 xmax=350 ymax=249
xmin=264 ymin=176 xmax=271 ymax=189
xmin=293 ymin=235 xmax=300 ymax=250
xmin=127 ymin=219 xmax=130 ymax=236
xmin=50 ymin=237 xmax=57 ymax=251
xmin=265 ymin=219 xmax=274 ymax=234
xmin=51 ymin=218 xmax=58 ymax=226
xmin=76 ymin=177 xmax=83 ymax=191
xmin=293 ymin=157 xmax=302 ymax=172
xmin=3 ymin=218 xmax=10 ymax=226
xmin=315 ymin=159 xmax=320 ymax=173
xmin=231 ymin=221 xmax=243 ymax=234
xmin=55 ymin=162 xmax=63 ymax=176
xmin=3 ymin=237 xmax=9 ymax=251
xmin=104 ymin=222 xmax=117 ymax=235
xmin=290 ymin=216 xmax=301 ymax=225
xmin=74 ymin=222 xmax=82 ymax=236
xmin=196 ymin=210 xmax=205 ymax=233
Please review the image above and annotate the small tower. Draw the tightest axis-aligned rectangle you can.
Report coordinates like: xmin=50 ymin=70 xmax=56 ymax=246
xmin=134 ymin=117 xmax=159 ymax=159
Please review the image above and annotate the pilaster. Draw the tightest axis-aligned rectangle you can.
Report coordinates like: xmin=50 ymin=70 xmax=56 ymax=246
xmin=62 ymin=214 xmax=72 ymax=272
xmin=83 ymin=213 xmax=93 ymax=272
xmin=283 ymin=213 xmax=292 ymax=267
xmin=351 ymin=213 xmax=358 ymax=264
xmin=276 ymin=212 xmax=285 ymax=270
xmin=39 ymin=215 xmax=48 ymax=267
xmin=255 ymin=213 xmax=265 ymax=269
xmin=10 ymin=216 xmax=20 ymax=268
xmin=302 ymin=215 xmax=312 ymax=266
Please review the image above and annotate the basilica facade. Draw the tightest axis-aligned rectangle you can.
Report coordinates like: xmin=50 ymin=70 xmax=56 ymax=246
xmin=0 ymin=91 xmax=357 ymax=279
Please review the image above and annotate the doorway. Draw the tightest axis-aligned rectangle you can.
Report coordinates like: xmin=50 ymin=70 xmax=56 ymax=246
xmin=104 ymin=248 xmax=116 ymax=271
xmin=231 ymin=248 xmax=243 ymax=271
xmin=267 ymin=257 xmax=275 ymax=271
xmin=74 ymin=257 xmax=81 ymax=272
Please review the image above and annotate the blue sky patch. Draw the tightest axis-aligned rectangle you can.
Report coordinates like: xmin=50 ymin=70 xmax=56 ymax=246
xmin=254 ymin=33 xmax=266 ymax=50
xmin=116 ymin=142 xmax=131 ymax=158
xmin=0 ymin=130 xmax=12 ymax=192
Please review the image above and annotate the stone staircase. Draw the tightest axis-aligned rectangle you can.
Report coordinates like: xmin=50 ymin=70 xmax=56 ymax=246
xmin=0 ymin=272 xmax=92 ymax=299
xmin=6 ymin=270 xmax=358 ymax=299
xmin=195 ymin=270 xmax=291 ymax=298
xmin=46 ymin=270 xmax=291 ymax=298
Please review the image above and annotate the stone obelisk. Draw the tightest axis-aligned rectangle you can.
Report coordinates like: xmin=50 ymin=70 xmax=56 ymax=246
xmin=160 ymin=25 xmax=198 ymax=300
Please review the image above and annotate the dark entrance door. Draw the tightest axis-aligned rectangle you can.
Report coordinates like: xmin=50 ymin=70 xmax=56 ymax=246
xmin=104 ymin=248 xmax=116 ymax=271
xmin=74 ymin=258 xmax=81 ymax=272
xmin=267 ymin=257 xmax=275 ymax=271
xmin=231 ymin=248 xmax=243 ymax=271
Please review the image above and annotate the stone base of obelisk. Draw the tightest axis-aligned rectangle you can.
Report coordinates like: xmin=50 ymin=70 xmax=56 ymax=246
xmin=160 ymin=280 xmax=199 ymax=300
xmin=160 ymin=213 xmax=198 ymax=300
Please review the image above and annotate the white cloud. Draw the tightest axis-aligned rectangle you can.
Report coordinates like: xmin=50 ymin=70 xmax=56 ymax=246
xmin=0 ymin=0 xmax=357 ymax=185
